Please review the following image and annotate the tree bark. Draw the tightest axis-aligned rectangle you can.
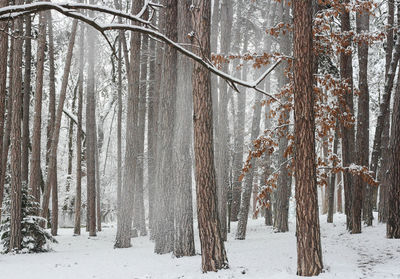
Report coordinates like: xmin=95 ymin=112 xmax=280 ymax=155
xmin=173 ymin=0 xmax=195 ymax=257
xmin=191 ymin=0 xmax=228 ymax=272
xmin=42 ymin=20 xmax=78 ymax=228
xmin=29 ymin=11 xmax=47 ymax=204
xmin=74 ymin=23 xmax=85 ymax=236
xmin=9 ymin=3 xmax=24 ymax=251
xmin=339 ymin=0 xmax=356 ymax=231
xmin=293 ymin=0 xmax=323 ymax=275
xmin=327 ymin=125 xmax=338 ymax=223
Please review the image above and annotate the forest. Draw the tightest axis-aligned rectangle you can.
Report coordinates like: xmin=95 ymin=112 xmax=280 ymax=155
xmin=0 ymin=0 xmax=399 ymax=278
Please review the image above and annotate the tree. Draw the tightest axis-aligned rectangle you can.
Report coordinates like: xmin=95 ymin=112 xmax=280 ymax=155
xmin=191 ymin=0 xmax=228 ymax=271
xmin=293 ymin=0 xmax=323 ymax=275
xmin=9 ymin=0 xmax=24 ymax=251
xmin=173 ymin=0 xmax=195 ymax=257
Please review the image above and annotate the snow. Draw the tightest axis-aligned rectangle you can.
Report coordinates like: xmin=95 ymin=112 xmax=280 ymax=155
xmin=0 ymin=213 xmax=399 ymax=279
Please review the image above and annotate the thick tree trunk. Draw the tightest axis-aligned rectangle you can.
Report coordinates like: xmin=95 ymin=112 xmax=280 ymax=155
xmin=387 ymin=69 xmax=400 ymax=239
xmin=352 ymin=9 xmax=370 ymax=233
xmin=191 ymin=0 xmax=228 ymax=272
xmin=74 ymin=23 xmax=85 ymax=236
xmin=154 ymin=0 xmax=178 ymax=254
xmin=293 ymin=0 xmax=323 ymax=275
xmin=173 ymin=0 xmax=195 ymax=257
xmin=339 ymin=0 xmax=356 ymax=231
xmin=9 ymin=5 xmax=24 ymax=251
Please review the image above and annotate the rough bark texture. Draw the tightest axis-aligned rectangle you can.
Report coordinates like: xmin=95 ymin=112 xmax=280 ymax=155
xmin=154 ymin=0 xmax=177 ymax=254
xmin=216 ymin=0 xmax=233 ymax=240
xmin=9 ymin=6 xmax=24 ymax=251
xmin=191 ymin=0 xmax=228 ymax=272
xmin=327 ymin=126 xmax=338 ymax=223
xmin=74 ymin=23 xmax=85 ymax=236
xmin=21 ymin=10 xmax=32 ymax=186
xmin=29 ymin=11 xmax=47 ymax=204
xmin=173 ymin=0 xmax=195 ymax=258
xmin=293 ymin=0 xmax=323 ymax=275
xmin=339 ymin=0 xmax=356 ymax=231
xmin=352 ymin=8 xmax=370 ymax=233
xmin=387 ymin=69 xmax=400 ymax=239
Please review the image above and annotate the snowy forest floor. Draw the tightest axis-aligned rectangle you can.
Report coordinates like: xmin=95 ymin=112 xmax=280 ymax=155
xmin=1 ymin=213 xmax=399 ymax=279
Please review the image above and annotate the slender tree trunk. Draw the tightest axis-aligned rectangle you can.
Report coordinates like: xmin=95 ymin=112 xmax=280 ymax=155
xmin=216 ymin=0 xmax=233 ymax=240
xmin=337 ymin=172 xmax=343 ymax=213
xmin=42 ymin=20 xmax=78 ymax=227
xmin=9 ymin=3 xmax=24 ymax=251
xmin=21 ymin=10 xmax=32 ymax=187
xmin=191 ymin=0 xmax=228 ymax=271
xmin=74 ymin=23 xmax=85 ymax=236
xmin=327 ymin=124 xmax=338 ymax=223
xmin=293 ymin=0 xmax=323 ymax=275
xmin=29 ymin=11 xmax=47 ymax=202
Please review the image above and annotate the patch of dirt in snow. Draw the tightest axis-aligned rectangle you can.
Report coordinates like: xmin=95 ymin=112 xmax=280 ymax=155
xmin=0 ymin=213 xmax=399 ymax=279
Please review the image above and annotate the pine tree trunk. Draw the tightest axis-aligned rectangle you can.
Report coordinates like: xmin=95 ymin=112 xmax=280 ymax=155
xmin=339 ymin=1 xmax=356 ymax=231
xmin=352 ymin=10 xmax=370 ymax=233
xmin=115 ymin=0 xmax=143 ymax=248
xmin=293 ymin=1 xmax=323 ymax=275
xmin=74 ymin=23 xmax=85 ymax=236
xmin=216 ymin=0 xmax=233 ymax=240
xmin=387 ymin=69 xmax=400 ymax=239
xmin=154 ymin=0 xmax=178 ymax=254
xmin=21 ymin=10 xmax=32 ymax=186
xmin=42 ymin=20 xmax=78 ymax=227
xmin=173 ymin=0 xmax=195 ymax=257
xmin=191 ymin=0 xmax=228 ymax=271
xmin=327 ymin=125 xmax=338 ymax=223
xmin=9 ymin=6 xmax=24 ymax=251
xmin=29 ymin=11 xmax=46 ymax=202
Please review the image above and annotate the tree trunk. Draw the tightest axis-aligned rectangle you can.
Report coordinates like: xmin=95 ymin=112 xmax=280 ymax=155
xmin=115 ymin=0 xmax=142 ymax=248
xmin=9 ymin=4 xmax=24 ymax=251
xmin=327 ymin=125 xmax=338 ymax=223
xmin=191 ymin=0 xmax=228 ymax=272
xmin=173 ymin=0 xmax=195 ymax=257
xmin=387 ymin=68 xmax=400 ymax=239
xmin=29 ymin=11 xmax=46 ymax=203
xmin=339 ymin=0 xmax=356 ymax=231
xmin=21 ymin=10 xmax=32 ymax=187
xmin=293 ymin=0 xmax=323 ymax=275
xmin=352 ymin=9 xmax=370 ymax=233
xmin=216 ymin=0 xmax=233 ymax=241
xmin=42 ymin=20 xmax=78 ymax=228
xmin=74 ymin=23 xmax=85 ymax=236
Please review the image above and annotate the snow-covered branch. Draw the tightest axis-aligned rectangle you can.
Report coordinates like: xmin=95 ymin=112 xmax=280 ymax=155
xmin=0 ymin=2 xmax=280 ymax=102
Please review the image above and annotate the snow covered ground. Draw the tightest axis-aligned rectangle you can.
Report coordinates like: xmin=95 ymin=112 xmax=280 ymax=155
xmin=1 ymin=213 xmax=399 ymax=279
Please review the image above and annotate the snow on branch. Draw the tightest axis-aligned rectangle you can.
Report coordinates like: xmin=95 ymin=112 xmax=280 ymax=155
xmin=0 ymin=2 xmax=280 ymax=102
